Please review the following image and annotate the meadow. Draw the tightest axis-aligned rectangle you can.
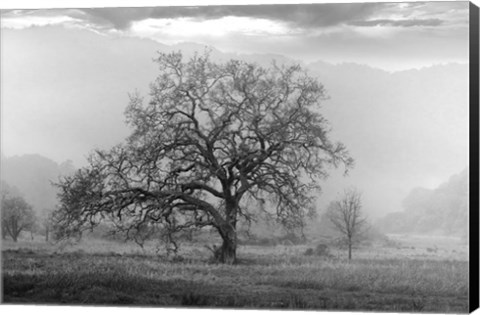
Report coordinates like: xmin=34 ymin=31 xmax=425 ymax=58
xmin=1 ymin=233 xmax=469 ymax=312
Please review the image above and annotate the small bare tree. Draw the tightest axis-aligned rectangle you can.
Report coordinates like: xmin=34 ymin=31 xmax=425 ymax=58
xmin=326 ymin=188 xmax=367 ymax=260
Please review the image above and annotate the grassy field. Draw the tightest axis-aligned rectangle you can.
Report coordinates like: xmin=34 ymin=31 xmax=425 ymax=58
xmin=1 ymin=234 xmax=469 ymax=312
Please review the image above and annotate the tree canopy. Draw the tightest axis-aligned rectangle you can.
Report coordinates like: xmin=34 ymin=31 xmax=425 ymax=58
xmin=54 ymin=52 xmax=353 ymax=263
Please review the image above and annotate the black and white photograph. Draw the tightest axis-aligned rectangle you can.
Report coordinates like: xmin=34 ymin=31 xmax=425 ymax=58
xmin=0 ymin=0 xmax=478 ymax=313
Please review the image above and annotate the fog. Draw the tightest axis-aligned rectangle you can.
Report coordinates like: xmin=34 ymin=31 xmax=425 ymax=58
xmin=1 ymin=3 xmax=469 ymax=220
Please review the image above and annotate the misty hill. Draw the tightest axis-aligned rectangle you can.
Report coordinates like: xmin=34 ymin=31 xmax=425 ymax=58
xmin=306 ymin=61 xmax=468 ymax=218
xmin=1 ymin=154 xmax=75 ymax=216
xmin=2 ymin=25 xmax=468 ymax=219
xmin=375 ymin=168 xmax=469 ymax=237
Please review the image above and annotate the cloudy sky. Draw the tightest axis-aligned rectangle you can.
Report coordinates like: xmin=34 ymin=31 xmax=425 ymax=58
xmin=1 ymin=1 xmax=470 ymax=70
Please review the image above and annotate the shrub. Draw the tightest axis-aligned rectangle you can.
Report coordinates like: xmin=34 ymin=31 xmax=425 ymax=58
xmin=304 ymin=248 xmax=314 ymax=256
xmin=314 ymin=243 xmax=329 ymax=256
xmin=278 ymin=233 xmax=306 ymax=245
xmin=180 ymin=292 xmax=209 ymax=306
xmin=304 ymin=243 xmax=330 ymax=256
xmin=171 ymin=255 xmax=185 ymax=263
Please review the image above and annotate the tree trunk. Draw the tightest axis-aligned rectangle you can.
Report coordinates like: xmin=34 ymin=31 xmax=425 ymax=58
xmin=45 ymin=225 xmax=49 ymax=242
xmin=218 ymin=224 xmax=237 ymax=264
xmin=214 ymin=197 xmax=238 ymax=264
xmin=219 ymin=236 xmax=236 ymax=264
xmin=11 ymin=225 xmax=22 ymax=242
xmin=10 ymin=219 xmax=20 ymax=242
xmin=348 ymin=240 xmax=352 ymax=260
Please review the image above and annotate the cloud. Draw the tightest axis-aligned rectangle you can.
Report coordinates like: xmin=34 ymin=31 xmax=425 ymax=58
xmin=2 ymin=14 xmax=78 ymax=29
xmin=349 ymin=18 xmax=444 ymax=28
xmin=129 ymin=16 xmax=295 ymax=40
xmin=2 ymin=2 xmax=467 ymax=35
xmin=77 ymin=2 xmax=467 ymax=32
xmin=80 ymin=3 xmax=383 ymax=30
xmin=1 ymin=9 xmax=93 ymax=30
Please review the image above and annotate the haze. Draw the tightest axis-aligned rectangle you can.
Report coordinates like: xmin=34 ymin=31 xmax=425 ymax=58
xmin=0 ymin=2 xmax=470 ymax=218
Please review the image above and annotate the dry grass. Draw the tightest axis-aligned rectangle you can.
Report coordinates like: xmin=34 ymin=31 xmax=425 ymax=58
xmin=1 ymin=234 xmax=469 ymax=312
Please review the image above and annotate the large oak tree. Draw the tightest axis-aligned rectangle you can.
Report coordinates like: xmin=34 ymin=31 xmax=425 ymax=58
xmin=54 ymin=52 xmax=353 ymax=264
